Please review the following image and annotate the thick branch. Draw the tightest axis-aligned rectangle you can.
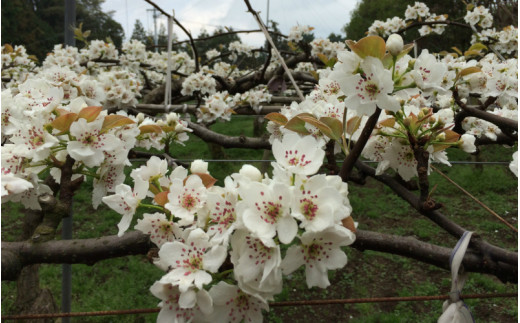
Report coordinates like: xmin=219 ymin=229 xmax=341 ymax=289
xmin=187 ymin=121 xmax=270 ymax=149
xmin=353 ymin=230 xmax=516 ymax=283
xmin=453 ymin=90 xmax=517 ymax=133
xmin=354 ymin=160 xmax=518 ymax=268
xmin=2 ymin=231 xmax=154 ymax=281
xmin=2 ymin=229 xmax=515 ymax=283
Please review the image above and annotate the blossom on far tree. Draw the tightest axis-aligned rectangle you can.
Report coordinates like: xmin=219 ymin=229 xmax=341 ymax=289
xmin=271 ymin=133 xmax=325 ymax=176
xmin=156 ymin=228 xmax=226 ymax=293
xmin=207 ymin=281 xmax=268 ymax=323
xmin=281 ymin=225 xmax=355 ymax=288
xmin=338 ymin=56 xmax=400 ymax=115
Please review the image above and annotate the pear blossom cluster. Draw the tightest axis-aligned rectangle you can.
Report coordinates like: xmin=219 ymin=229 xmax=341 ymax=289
xmin=267 ymin=33 xmax=516 ymax=183
xmin=1 ymin=44 xmax=37 ymax=87
xmin=197 ymin=88 xmax=272 ymax=123
xmin=0 ymin=76 xmax=141 ymax=208
xmin=82 ymin=39 xmax=119 ymax=61
xmin=205 ymin=49 xmax=220 ymax=60
xmin=310 ymin=38 xmax=346 ymax=58
xmin=42 ymin=44 xmax=83 ymax=72
xmin=464 ymin=5 xmax=493 ymax=28
xmin=367 ymin=17 xmax=406 ymax=37
xmin=287 ymin=25 xmax=314 ymax=42
xmin=228 ymin=41 xmax=257 ymax=61
xmin=181 ymin=72 xmax=218 ymax=96
xmin=101 ymin=133 xmax=355 ymax=322
xmin=404 ymin=2 xmax=430 ymax=20
xmin=198 ymin=92 xmax=236 ymax=123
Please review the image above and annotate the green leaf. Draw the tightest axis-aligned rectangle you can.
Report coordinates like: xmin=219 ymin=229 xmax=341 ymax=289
xmin=139 ymin=125 xmax=163 ymax=134
xmin=346 ymin=36 xmax=386 ymax=60
xmin=319 ymin=117 xmax=343 ymax=140
xmin=299 ymin=115 xmax=337 ymax=140
xmin=78 ymin=106 xmax=103 ymax=122
xmin=284 ymin=116 xmax=310 ymax=135
xmin=101 ymin=115 xmax=135 ymax=133
xmin=346 ymin=116 xmax=362 ymax=135
xmin=265 ymin=112 xmax=288 ymax=126
xmin=51 ymin=113 xmax=78 ymax=133
xmin=455 ymin=66 xmax=482 ymax=82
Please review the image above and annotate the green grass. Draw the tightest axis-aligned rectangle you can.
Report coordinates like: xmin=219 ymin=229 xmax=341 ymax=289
xmin=2 ymin=118 xmax=517 ymax=322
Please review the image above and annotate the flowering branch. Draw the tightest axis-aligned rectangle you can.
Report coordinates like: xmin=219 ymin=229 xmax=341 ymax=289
xmin=339 ymin=108 xmax=382 ymax=181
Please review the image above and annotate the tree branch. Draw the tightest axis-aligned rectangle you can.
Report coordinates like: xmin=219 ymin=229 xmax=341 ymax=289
xmin=2 ymin=231 xmax=154 ymax=281
xmin=187 ymin=121 xmax=271 ymax=149
xmin=354 ymin=160 xmax=518 ymax=269
xmin=2 ymin=229 xmax=515 ymax=283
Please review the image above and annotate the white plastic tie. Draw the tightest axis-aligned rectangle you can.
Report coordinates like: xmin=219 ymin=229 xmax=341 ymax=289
xmin=164 ymin=11 xmax=174 ymax=110
xmin=438 ymin=231 xmax=475 ymax=323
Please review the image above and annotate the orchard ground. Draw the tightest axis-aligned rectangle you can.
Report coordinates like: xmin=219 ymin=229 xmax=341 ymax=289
xmin=2 ymin=116 xmax=517 ymax=322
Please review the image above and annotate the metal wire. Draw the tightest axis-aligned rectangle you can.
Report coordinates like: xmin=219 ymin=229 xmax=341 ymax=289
xmin=2 ymin=293 xmax=516 ymax=320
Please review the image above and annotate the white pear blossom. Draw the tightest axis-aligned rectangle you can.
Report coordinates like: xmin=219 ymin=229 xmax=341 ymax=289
xmin=157 ymin=228 xmax=226 ymax=293
xmin=67 ymin=118 xmax=121 ymax=168
xmin=150 ymin=281 xmax=212 ymax=323
xmin=291 ymin=174 xmax=348 ymax=232
xmin=230 ymin=230 xmax=282 ymax=301
xmin=236 ymin=181 xmax=297 ymax=247
xmin=459 ymin=134 xmax=477 ymax=153
xmin=102 ymin=179 xmax=148 ymax=236
xmin=281 ymin=225 xmax=355 ymax=288
xmin=135 ymin=213 xmax=181 ymax=247
xmin=165 ymin=175 xmax=207 ymax=226
xmin=340 ymin=56 xmax=400 ymax=115
xmin=271 ymin=133 xmax=325 ymax=176
xmin=205 ymin=186 xmax=238 ymax=245
xmin=208 ymin=282 xmax=268 ymax=323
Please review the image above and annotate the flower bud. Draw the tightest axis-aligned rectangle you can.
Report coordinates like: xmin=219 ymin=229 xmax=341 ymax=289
xmin=190 ymin=159 xmax=208 ymax=174
xmin=386 ymin=34 xmax=404 ymax=56
xmin=459 ymin=134 xmax=476 ymax=153
xmin=239 ymin=164 xmax=262 ymax=182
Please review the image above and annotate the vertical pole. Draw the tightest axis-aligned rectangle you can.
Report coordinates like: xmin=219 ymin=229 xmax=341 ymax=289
xmin=153 ymin=8 xmax=158 ymax=52
xmin=63 ymin=2 xmax=75 ymax=322
xmin=266 ymin=0 xmax=270 ymax=29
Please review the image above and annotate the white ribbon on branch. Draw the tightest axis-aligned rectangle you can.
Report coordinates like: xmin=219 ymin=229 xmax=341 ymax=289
xmin=438 ymin=231 xmax=475 ymax=323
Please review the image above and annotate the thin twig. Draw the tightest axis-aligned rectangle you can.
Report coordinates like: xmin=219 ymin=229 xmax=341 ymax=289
xmin=431 ymin=165 xmax=518 ymax=233
xmin=243 ymin=0 xmax=304 ymax=101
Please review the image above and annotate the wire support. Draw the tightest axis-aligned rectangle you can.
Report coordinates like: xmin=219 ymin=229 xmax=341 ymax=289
xmin=2 ymin=293 xmax=516 ymax=320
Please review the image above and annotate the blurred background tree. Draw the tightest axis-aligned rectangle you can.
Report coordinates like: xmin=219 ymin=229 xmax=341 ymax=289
xmin=2 ymin=0 xmax=124 ymax=61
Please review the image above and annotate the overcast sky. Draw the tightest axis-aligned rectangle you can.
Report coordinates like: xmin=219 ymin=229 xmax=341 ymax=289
xmin=101 ymin=0 xmax=358 ymax=46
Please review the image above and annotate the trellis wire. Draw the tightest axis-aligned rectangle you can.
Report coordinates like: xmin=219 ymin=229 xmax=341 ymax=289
xmin=2 ymin=293 xmax=516 ymax=320
xmin=432 ymin=165 xmax=518 ymax=232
